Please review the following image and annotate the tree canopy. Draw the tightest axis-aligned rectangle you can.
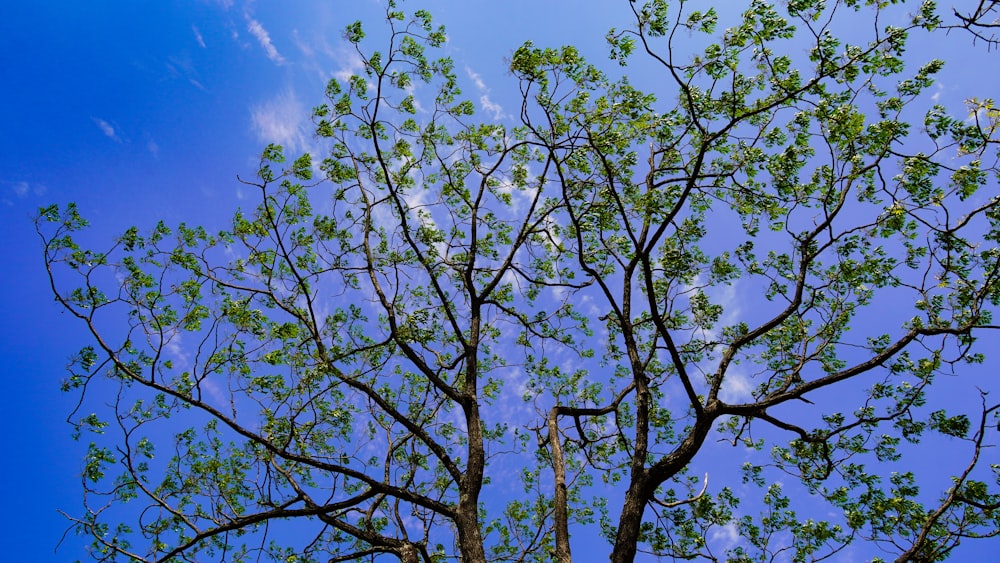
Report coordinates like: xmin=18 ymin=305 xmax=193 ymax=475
xmin=39 ymin=1 xmax=1000 ymax=561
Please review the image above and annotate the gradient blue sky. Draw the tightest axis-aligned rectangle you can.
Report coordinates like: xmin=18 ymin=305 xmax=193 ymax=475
xmin=0 ymin=3 xmax=624 ymax=559
xmin=2 ymin=1 xmax=999 ymax=561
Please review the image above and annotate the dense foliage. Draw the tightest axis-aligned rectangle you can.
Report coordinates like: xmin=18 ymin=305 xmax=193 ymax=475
xmin=40 ymin=1 xmax=1000 ymax=561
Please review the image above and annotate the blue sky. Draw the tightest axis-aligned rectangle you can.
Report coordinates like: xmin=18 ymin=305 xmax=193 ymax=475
xmin=0 ymin=3 xmax=621 ymax=558
xmin=2 ymin=1 xmax=999 ymax=561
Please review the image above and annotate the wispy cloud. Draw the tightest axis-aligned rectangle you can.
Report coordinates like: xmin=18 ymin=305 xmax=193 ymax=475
xmin=192 ymin=25 xmax=206 ymax=48
xmin=673 ymin=277 xmax=755 ymax=404
xmin=467 ymin=67 xmax=487 ymax=91
xmin=719 ymin=367 xmax=753 ymax=403
xmin=709 ymin=522 xmax=741 ymax=551
xmin=292 ymin=29 xmax=313 ymax=58
xmin=251 ymin=89 xmax=306 ymax=152
xmin=929 ymin=81 xmax=944 ymax=103
xmin=291 ymin=30 xmax=370 ymax=90
xmin=165 ymin=55 xmax=206 ymax=91
xmin=2 ymin=180 xmax=47 ymax=207
xmin=92 ymin=117 xmax=122 ymax=142
xmin=147 ymin=138 xmax=160 ymax=158
xmin=480 ymin=96 xmax=504 ymax=120
xmin=465 ymin=66 xmax=504 ymax=120
xmin=164 ymin=334 xmax=228 ymax=407
xmin=708 ymin=283 xmax=756 ymax=403
xmin=246 ymin=17 xmax=285 ymax=64
xmin=332 ymin=49 xmax=367 ymax=83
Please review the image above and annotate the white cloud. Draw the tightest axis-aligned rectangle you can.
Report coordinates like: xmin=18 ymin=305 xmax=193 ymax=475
xmin=2 ymin=180 xmax=45 ymax=206
xmin=480 ymin=95 xmax=504 ymax=120
xmin=147 ymin=138 xmax=160 ymax=158
xmin=930 ymin=82 xmax=943 ymax=103
xmin=164 ymin=333 xmax=228 ymax=407
xmin=92 ymin=117 xmax=121 ymax=142
xmin=719 ymin=368 xmax=753 ymax=403
xmin=466 ymin=67 xmax=487 ymax=91
xmin=251 ymin=89 xmax=306 ymax=152
xmin=192 ymin=25 xmax=206 ymax=48
xmin=199 ymin=377 xmax=229 ymax=408
xmin=165 ymin=55 xmax=206 ymax=91
xmin=465 ymin=66 xmax=504 ymax=120
xmin=292 ymin=29 xmax=313 ymax=58
xmin=709 ymin=283 xmax=756 ymax=403
xmin=709 ymin=522 xmax=740 ymax=551
xmin=333 ymin=49 xmax=367 ymax=83
xmin=246 ymin=17 xmax=285 ymax=64
xmin=674 ymin=277 xmax=755 ymax=403
xmin=164 ymin=335 xmax=191 ymax=367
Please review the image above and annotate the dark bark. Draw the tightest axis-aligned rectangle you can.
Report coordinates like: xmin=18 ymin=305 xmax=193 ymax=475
xmin=549 ymin=408 xmax=573 ymax=563
xmin=610 ymin=410 xmax=716 ymax=563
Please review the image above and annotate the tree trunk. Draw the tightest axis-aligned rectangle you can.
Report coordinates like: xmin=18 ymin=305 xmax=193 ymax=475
xmin=609 ymin=477 xmax=649 ymax=563
xmin=610 ymin=413 xmax=716 ymax=562
xmin=457 ymin=311 xmax=488 ymax=563
xmin=549 ymin=408 xmax=573 ymax=562
xmin=400 ymin=544 xmax=419 ymax=563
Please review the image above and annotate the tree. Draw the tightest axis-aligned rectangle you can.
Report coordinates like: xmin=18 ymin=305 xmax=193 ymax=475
xmin=38 ymin=1 xmax=1000 ymax=561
